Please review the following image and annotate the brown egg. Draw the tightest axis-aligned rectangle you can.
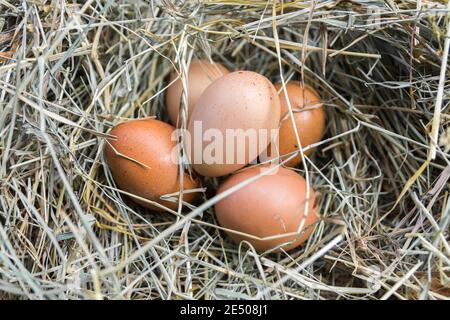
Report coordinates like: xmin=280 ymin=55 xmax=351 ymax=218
xmin=187 ymin=71 xmax=281 ymax=177
xmin=270 ymin=81 xmax=325 ymax=167
xmin=215 ymin=166 xmax=318 ymax=252
xmin=166 ymin=59 xmax=230 ymax=126
xmin=104 ymin=118 xmax=199 ymax=211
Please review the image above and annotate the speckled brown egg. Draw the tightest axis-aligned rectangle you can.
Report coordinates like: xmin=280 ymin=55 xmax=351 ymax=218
xmin=104 ymin=118 xmax=200 ymax=211
xmin=166 ymin=59 xmax=230 ymax=126
xmin=215 ymin=166 xmax=318 ymax=252
xmin=187 ymin=71 xmax=281 ymax=177
xmin=271 ymin=81 xmax=325 ymax=167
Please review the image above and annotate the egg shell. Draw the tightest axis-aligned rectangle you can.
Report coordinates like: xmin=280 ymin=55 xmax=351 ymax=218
xmin=215 ymin=166 xmax=318 ymax=252
xmin=166 ymin=59 xmax=230 ymax=126
xmin=271 ymin=81 xmax=325 ymax=167
xmin=104 ymin=119 xmax=199 ymax=211
xmin=187 ymin=71 xmax=281 ymax=177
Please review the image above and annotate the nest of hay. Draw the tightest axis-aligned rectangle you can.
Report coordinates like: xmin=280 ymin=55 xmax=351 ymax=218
xmin=0 ymin=0 xmax=449 ymax=300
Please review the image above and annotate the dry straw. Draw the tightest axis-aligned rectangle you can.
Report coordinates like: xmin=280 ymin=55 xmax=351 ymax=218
xmin=0 ymin=0 xmax=449 ymax=300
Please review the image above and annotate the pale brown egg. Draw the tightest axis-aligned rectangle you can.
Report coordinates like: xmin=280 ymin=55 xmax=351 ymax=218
xmin=270 ymin=81 xmax=325 ymax=167
xmin=104 ymin=118 xmax=199 ymax=211
xmin=166 ymin=59 xmax=230 ymax=126
xmin=215 ymin=166 xmax=318 ymax=252
xmin=187 ymin=71 xmax=281 ymax=177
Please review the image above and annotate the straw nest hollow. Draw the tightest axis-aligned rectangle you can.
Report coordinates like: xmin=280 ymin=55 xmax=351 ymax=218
xmin=0 ymin=0 xmax=449 ymax=300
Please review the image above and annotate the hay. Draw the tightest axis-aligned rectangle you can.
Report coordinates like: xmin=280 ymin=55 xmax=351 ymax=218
xmin=0 ymin=0 xmax=449 ymax=300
